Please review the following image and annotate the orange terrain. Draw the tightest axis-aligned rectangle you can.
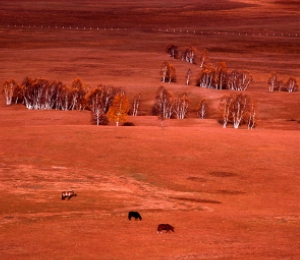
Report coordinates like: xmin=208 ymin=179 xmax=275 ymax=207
xmin=0 ymin=1 xmax=299 ymax=259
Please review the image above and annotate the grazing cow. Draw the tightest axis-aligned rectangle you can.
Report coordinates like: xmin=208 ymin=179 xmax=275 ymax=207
xmin=128 ymin=211 xmax=142 ymax=221
xmin=157 ymin=224 xmax=174 ymax=233
xmin=61 ymin=190 xmax=77 ymax=200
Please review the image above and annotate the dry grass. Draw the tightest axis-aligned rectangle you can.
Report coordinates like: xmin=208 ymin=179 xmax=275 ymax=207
xmin=0 ymin=1 xmax=299 ymax=259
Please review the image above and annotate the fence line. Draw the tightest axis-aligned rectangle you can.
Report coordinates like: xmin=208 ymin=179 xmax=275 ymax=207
xmin=2 ymin=24 xmax=299 ymax=38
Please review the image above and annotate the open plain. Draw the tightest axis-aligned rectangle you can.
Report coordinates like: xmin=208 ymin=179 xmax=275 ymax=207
xmin=0 ymin=1 xmax=299 ymax=259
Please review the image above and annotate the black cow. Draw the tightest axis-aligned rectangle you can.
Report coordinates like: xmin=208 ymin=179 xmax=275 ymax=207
xmin=157 ymin=224 xmax=174 ymax=233
xmin=61 ymin=190 xmax=77 ymax=200
xmin=128 ymin=211 xmax=142 ymax=221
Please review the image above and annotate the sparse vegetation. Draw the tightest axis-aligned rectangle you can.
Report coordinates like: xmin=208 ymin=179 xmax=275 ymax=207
xmin=1 ymin=1 xmax=299 ymax=259
xmin=268 ymin=72 xmax=298 ymax=92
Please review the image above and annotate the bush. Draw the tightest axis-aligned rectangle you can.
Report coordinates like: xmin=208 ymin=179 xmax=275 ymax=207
xmin=122 ymin=122 xmax=135 ymax=126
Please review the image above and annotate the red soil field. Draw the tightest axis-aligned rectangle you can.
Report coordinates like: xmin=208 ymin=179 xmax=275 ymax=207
xmin=0 ymin=1 xmax=299 ymax=259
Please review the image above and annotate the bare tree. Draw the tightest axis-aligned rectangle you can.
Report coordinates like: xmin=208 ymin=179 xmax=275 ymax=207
xmin=215 ymin=62 xmax=228 ymax=90
xmin=161 ymin=62 xmax=169 ymax=83
xmin=69 ymin=78 xmax=89 ymax=111
xmin=86 ymin=85 xmax=121 ymax=124
xmin=197 ymin=98 xmax=207 ymax=119
xmin=181 ymin=47 xmax=197 ymax=64
xmin=21 ymin=77 xmax=49 ymax=110
xmin=91 ymin=107 xmax=109 ymax=125
xmin=227 ymin=70 xmax=252 ymax=91
xmin=153 ymin=86 xmax=174 ymax=119
xmin=247 ymin=100 xmax=256 ymax=130
xmin=186 ymin=68 xmax=192 ymax=86
xmin=199 ymin=49 xmax=209 ymax=68
xmin=160 ymin=62 xmax=176 ymax=83
xmin=166 ymin=44 xmax=178 ymax=59
xmin=168 ymin=64 xmax=176 ymax=83
xmin=54 ymin=81 xmax=69 ymax=110
xmin=196 ymin=65 xmax=215 ymax=89
xmin=86 ymin=86 xmax=119 ymax=125
xmin=219 ymin=93 xmax=256 ymax=129
xmin=86 ymin=87 xmax=107 ymax=125
xmin=2 ymin=79 xmax=18 ymax=105
xmin=131 ymin=93 xmax=141 ymax=116
xmin=173 ymin=93 xmax=190 ymax=119
xmin=220 ymin=95 xmax=231 ymax=128
xmin=267 ymin=72 xmax=278 ymax=92
xmin=284 ymin=77 xmax=298 ymax=92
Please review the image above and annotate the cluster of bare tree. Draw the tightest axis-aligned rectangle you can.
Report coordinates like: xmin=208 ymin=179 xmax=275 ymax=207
xmin=165 ymin=44 xmax=298 ymax=94
xmin=2 ymin=77 xmax=142 ymax=126
xmin=166 ymin=45 xmax=199 ymax=65
xmin=3 ymin=77 xmax=260 ymax=129
xmin=160 ymin=62 xmax=176 ymax=83
xmin=166 ymin=44 xmax=179 ymax=59
xmin=3 ymin=77 xmax=89 ymax=110
xmin=267 ymin=72 xmax=298 ymax=92
xmin=152 ymin=86 xmax=207 ymax=120
xmin=86 ymin=84 xmax=123 ymax=125
xmin=219 ymin=93 xmax=256 ymax=129
xmin=165 ymin=45 xmax=253 ymax=90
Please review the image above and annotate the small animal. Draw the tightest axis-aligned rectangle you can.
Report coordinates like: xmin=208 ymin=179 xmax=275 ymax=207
xmin=61 ymin=190 xmax=77 ymax=200
xmin=128 ymin=211 xmax=142 ymax=221
xmin=157 ymin=224 xmax=174 ymax=233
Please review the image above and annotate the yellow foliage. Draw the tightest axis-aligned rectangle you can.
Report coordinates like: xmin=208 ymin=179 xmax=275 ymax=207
xmin=107 ymin=94 xmax=130 ymax=126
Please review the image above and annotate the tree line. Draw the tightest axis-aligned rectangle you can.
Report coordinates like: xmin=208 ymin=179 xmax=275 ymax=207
xmin=152 ymin=86 xmax=256 ymax=129
xmin=2 ymin=76 xmax=258 ymax=129
xmin=164 ymin=44 xmax=298 ymax=92
xmin=1 ymin=77 xmax=136 ymax=126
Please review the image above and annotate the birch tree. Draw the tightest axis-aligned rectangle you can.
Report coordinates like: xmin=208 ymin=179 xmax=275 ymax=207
xmin=98 ymin=84 xmax=123 ymax=113
xmin=161 ymin=62 xmax=169 ymax=83
xmin=86 ymin=87 xmax=107 ymax=125
xmin=166 ymin=44 xmax=178 ymax=59
xmin=186 ymin=68 xmax=192 ymax=86
xmin=219 ymin=93 xmax=256 ymax=129
xmin=160 ymin=62 xmax=176 ymax=83
xmin=107 ymin=93 xmax=130 ymax=126
xmin=197 ymin=98 xmax=207 ymax=119
xmin=168 ymin=64 xmax=176 ymax=83
xmin=173 ymin=93 xmax=190 ymax=119
xmin=2 ymin=79 xmax=19 ymax=105
xmin=284 ymin=77 xmax=298 ymax=92
xmin=21 ymin=77 xmax=35 ymax=109
xmin=181 ymin=47 xmax=197 ymax=64
xmin=86 ymin=85 xmax=121 ymax=125
xmin=196 ymin=65 xmax=215 ymax=88
xmin=267 ymin=72 xmax=278 ymax=92
xmin=153 ymin=86 xmax=173 ymax=119
xmin=199 ymin=49 xmax=209 ymax=68
xmin=54 ymin=81 xmax=70 ymax=110
xmin=215 ymin=62 xmax=228 ymax=90
xmin=227 ymin=70 xmax=252 ymax=91
xmin=247 ymin=101 xmax=256 ymax=130
xmin=131 ymin=93 xmax=141 ymax=116
xmin=69 ymin=78 xmax=89 ymax=110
